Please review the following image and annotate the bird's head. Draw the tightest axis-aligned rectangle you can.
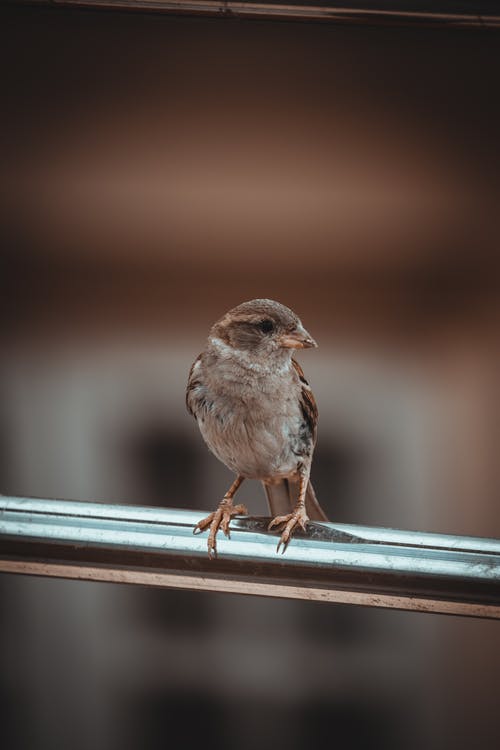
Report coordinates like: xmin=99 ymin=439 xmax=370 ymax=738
xmin=209 ymin=299 xmax=317 ymax=360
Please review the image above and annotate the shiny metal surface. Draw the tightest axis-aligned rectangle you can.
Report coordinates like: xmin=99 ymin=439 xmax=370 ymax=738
xmin=16 ymin=1 xmax=500 ymax=29
xmin=1 ymin=495 xmax=499 ymax=618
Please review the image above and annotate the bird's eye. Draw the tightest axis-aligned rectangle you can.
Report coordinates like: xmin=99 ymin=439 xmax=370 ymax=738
xmin=258 ymin=319 xmax=275 ymax=334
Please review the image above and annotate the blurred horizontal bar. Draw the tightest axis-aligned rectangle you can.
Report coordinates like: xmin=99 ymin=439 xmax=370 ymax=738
xmin=14 ymin=0 xmax=500 ymax=29
xmin=1 ymin=495 xmax=500 ymax=618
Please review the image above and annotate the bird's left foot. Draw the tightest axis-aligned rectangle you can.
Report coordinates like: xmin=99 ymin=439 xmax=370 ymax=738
xmin=268 ymin=507 xmax=309 ymax=553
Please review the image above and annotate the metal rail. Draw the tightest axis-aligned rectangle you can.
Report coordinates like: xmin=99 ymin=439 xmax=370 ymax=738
xmin=1 ymin=495 xmax=500 ymax=618
xmin=14 ymin=0 xmax=500 ymax=29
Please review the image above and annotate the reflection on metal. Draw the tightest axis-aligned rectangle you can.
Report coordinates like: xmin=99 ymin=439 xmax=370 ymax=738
xmin=16 ymin=0 xmax=500 ymax=29
xmin=1 ymin=495 xmax=500 ymax=618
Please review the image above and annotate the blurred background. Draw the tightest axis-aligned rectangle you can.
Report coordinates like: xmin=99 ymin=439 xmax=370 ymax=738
xmin=0 ymin=3 xmax=499 ymax=750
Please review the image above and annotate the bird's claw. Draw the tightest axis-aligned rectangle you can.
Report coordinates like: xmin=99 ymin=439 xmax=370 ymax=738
xmin=194 ymin=501 xmax=248 ymax=558
xmin=268 ymin=509 xmax=308 ymax=553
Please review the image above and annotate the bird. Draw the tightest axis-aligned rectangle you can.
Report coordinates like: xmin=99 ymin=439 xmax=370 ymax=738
xmin=186 ymin=298 xmax=328 ymax=558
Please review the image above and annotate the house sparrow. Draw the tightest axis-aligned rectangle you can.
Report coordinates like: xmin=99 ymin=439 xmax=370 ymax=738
xmin=186 ymin=298 xmax=328 ymax=558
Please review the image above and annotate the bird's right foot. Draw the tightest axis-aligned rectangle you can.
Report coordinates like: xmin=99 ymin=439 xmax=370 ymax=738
xmin=194 ymin=498 xmax=248 ymax=559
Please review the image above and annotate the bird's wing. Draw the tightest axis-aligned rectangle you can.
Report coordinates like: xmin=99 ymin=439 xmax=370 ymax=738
xmin=186 ymin=353 xmax=203 ymax=416
xmin=291 ymin=357 xmax=318 ymax=445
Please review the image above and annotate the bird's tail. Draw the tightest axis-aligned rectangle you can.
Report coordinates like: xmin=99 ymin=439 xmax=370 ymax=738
xmin=263 ymin=478 xmax=328 ymax=522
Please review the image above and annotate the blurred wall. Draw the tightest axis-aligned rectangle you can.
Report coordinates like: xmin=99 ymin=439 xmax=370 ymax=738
xmin=0 ymin=6 xmax=499 ymax=750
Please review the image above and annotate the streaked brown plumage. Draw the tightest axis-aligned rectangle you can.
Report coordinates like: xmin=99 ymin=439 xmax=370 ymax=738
xmin=186 ymin=299 xmax=328 ymax=557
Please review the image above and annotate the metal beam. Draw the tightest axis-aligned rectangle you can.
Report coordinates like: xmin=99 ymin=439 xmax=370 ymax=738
xmin=13 ymin=0 xmax=500 ymax=30
xmin=1 ymin=495 xmax=500 ymax=618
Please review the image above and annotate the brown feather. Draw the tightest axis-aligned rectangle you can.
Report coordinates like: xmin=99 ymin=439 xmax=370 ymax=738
xmin=263 ymin=478 xmax=328 ymax=521
xmin=186 ymin=353 xmax=202 ymax=415
xmin=292 ymin=358 xmax=318 ymax=444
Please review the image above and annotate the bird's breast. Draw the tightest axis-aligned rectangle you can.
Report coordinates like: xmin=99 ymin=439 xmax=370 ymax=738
xmin=195 ymin=384 xmax=311 ymax=479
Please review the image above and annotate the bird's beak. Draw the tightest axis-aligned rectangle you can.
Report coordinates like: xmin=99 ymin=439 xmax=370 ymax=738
xmin=280 ymin=324 xmax=318 ymax=349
